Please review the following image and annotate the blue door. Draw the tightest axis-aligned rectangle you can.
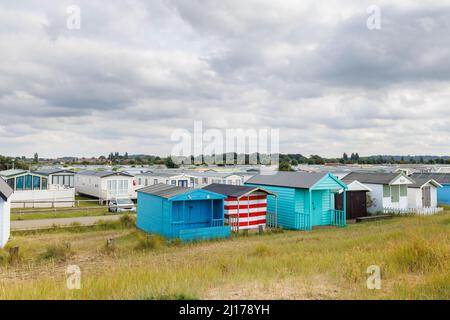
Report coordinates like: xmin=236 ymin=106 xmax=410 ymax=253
xmin=311 ymin=191 xmax=324 ymax=226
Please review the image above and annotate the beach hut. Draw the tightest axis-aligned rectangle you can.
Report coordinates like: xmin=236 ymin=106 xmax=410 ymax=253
xmin=335 ymin=179 xmax=372 ymax=220
xmin=202 ymin=184 xmax=278 ymax=231
xmin=411 ymin=173 xmax=450 ymax=205
xmin=342 ymin=172 xmax=415 ymax=214
xmin=245 ymin=172 xmax=348 ymax=231
xmin=0 ymin=178 xmax=14 ymax=248
xmin=136 ymin=184 xmax=230 ymax=241
xmin=407 ymin=177 xmax=442 ymax=214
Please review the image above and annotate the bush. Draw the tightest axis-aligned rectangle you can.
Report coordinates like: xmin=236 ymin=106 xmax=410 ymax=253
xmin=39 ymin=242 xmax=74 ymax=262
xmin=134 ymin=233 xmax=165 ymax=251
xmin=120 ymin=214 xmax=136 ymax=228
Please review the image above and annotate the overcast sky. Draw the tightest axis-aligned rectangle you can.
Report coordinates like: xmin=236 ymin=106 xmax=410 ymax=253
xmin=1 ymin=1 xmax=449 ymax=158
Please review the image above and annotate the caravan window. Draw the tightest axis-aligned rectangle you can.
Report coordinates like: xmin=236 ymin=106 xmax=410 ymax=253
xmin=33 ymin=176 xmax=41 ymax=190
xmin=16 ymin=176 xmax=24 ymax=190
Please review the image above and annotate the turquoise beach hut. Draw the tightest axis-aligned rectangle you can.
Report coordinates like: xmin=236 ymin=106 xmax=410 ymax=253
xmin=137 ymin=184 xmax=230 ymax=241
xmin=245 ymin=172 xmax=348 ymax=230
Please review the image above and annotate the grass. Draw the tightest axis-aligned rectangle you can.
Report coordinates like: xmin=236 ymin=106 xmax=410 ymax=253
xmin=11 ymin=208 xmax=112 ymax=221
xmin=0 ymin=211 xmax=449 ymax=300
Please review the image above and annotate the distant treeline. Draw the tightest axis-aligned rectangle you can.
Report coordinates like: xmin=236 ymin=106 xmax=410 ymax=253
xmin=3 ymin=152 xmax=450 ymax=170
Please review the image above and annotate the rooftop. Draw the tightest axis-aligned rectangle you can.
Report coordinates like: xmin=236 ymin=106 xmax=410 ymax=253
xmin=246 ymin=172 xmax=328 ymax=189
xmin=137 ymin=184 xmax=194 ymax=199
xmin=202 ymin=183 xmax=276 ymax=198
xmin=0 ymin=169 xmax=28 ymax=178
xmin=343 ymin=172 xmax=413 ymax=185
xmin=77 ymin=170 xmax=134 ymax=178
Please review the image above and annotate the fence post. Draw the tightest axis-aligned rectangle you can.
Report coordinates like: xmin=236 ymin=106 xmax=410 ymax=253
xmin=9 ymin=246 xmax=20 ymax=265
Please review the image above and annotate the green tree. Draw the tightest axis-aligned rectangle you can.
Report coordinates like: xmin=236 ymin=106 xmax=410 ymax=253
xmin=165 ymin=156 xmax=179 ymax=169
xmin=34 ymin=153 xmax=39 ymax=163
xmin=278 ymin=161 xmax=293 ymax=172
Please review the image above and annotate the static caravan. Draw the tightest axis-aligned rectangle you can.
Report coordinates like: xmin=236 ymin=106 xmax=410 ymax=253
xmin=33 ymin=169 xmax=76 ymax=188
xmin=245 ymin=172 xmax=348 ymax=231
xmin=187 ymin=172 xmax=245 ymax=187
xmin=342 ymin=172 xmax=414 ymax=214
xmin=0 ymin=169 xmax=75 ymax=208
xmin=202 ymin=183 xmax=278 ymax=231
xmin=336 ymin=179 xmax=372 ymax=220
xmin=0 ymin=178 xmax=13 ymax=248
xmin=411 ymin=173 xmax=450 ymax=205
xmin=137 ymin=184 xmax=230 ymax=241
xmin=135 ymin=171 xmax=199 ymax=189
xmin=75 ymin=171 xmax=135 ymax=201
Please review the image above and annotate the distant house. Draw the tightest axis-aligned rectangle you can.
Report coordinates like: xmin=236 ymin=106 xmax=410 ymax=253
xmin=187 ymin=172 xmax=245 ymax=187
xmin=342 ymin=172 xmax=415 ymax=213
xmin=202 ymin=183 xmax=278 ymax=231
xmin=0 ymin=178 xmax=13 ymax=248
xmin=136 ymin=184 xmax=230 ymax=241
xmin=75 ymin=171 xmax=135 ymax=201
xmin=0 ymin=169 xmax=75 ymax=208
xmin=336 ymin=179 xmax=372 ymax=220
xmin=407 ymin=177 xmax=442 ymax=213
xmin=411 ymin=173 xmax=450 ymax=205
xmin=245 ymin=172 xmax=348 ymax=230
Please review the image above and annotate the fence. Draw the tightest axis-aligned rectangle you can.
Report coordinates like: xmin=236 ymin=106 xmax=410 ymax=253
xmin=383 ymin=207 xmax=444 ymax=216
xmin=331 ymin=209 xmax=346 ymax=227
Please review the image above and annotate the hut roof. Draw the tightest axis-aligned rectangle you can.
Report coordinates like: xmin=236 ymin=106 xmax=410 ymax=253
xmin=246 ymin=172 xmax=327 ymax=189
xmin=202 ymin=183 xmax=277 ymax=198
xmin=137 ymin=184 xmax=193 ymax=199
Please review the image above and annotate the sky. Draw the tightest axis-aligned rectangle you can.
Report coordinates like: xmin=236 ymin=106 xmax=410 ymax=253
xmin=0 ymin=0 xmax=449 ymax=158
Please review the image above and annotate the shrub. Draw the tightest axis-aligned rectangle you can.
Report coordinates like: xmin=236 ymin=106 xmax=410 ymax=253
xmin=120 ymin=214 xmax=136 ymax=228
xmin=39 ymin=242 xmax=74 ymax=262
xmin=0 ymin=249 xmax=8 ymax=266
xmin=134 ymin=233 xmax=165 ymax=251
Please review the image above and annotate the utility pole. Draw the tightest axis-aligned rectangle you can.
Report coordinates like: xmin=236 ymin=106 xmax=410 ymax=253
xmin=12 ymin=159 xmax=15 ymax=170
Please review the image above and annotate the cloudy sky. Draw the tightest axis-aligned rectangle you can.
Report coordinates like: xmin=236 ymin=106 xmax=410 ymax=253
xmin=1 ymin=0 xmax=449 ymax=158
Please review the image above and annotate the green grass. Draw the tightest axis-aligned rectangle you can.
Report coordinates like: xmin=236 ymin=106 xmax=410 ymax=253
xmin=0 ymin=211 xmax=449 ymax=300
xmin=11 ymin=207 xmax=112 ymax=221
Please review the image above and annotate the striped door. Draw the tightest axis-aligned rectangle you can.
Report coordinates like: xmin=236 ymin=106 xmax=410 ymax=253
xmin=224 ymin=193 xmax=267 ymax=230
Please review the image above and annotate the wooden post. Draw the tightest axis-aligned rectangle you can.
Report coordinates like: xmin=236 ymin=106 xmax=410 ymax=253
xmin=9 ymin=246 xmax=20 ymax=265
xmin=106 ymin=238 xmax=115 ymax=251
xmin=258 ymin=225 xmax=264 ymax=235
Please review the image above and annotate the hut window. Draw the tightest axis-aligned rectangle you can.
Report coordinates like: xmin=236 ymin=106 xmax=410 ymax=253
xmin=400 ymin=185 xmax=407 ymax=197
xmin=383 ymin=185 xmax=390 ymax=198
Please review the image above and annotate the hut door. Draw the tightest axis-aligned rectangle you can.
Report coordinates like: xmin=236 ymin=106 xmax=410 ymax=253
xmin=311 ymin=192 xmax=323 ymax=226
xmin=422 ymin=187 xmax=431 ymax=207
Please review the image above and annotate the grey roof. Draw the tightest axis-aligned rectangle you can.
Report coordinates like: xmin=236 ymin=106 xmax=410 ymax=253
xmin=137 ymin=183 xmax=193 ymax=199
xmin=0 ymin=169 xmax=28 ymax=178
xmin=343 ymin=172 xmax=413 ymax=185
xmin=411 ymin=173 xmax=450 ymax=184
xmin=77 ymin=170 xmax=134 ymax=178
xmin=246 ymin=172 xmax=328 ymax=189
xmin=202 ymin=183 xmax=276 ymax=198
xmin=33 ymin=169 xmax=75 ymax=176
xmin=0 ymin=178 xmax=13 ymax=201
xmin=408 ymin=177 xmax=442 ymax=189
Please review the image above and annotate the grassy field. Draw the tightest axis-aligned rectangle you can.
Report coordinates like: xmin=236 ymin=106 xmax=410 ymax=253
xmin=11 ymin=196 xmax=111 ymax=221
xmin=0 ymin=212 xmax=449 ymax=300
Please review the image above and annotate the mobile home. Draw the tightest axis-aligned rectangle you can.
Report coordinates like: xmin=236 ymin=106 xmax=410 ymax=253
xmin=75 ymin=171 xmax=135 ymax=201
xmin=245 ymin=172 xmax=348 ymax=230
xmin=0 ymin=169 xmax=75 ymax=208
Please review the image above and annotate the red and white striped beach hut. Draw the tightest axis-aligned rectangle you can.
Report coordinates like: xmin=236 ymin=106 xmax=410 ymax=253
xmin=202 ymin=184 xmax=278 ymax=231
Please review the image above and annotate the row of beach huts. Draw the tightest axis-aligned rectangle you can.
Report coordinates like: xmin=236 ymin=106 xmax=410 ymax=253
xmin=1 ymin=168 xmax=450 ymax=246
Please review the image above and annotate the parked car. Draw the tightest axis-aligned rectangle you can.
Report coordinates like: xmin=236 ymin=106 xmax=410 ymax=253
xmin=109 ymin=198 xmax=136 ymax=213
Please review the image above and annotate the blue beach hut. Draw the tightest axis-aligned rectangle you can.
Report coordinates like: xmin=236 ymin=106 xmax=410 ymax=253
xmin=136 ymin=184 xmax=230 ymax=241
xmin=245 ymin=172 xmax=348 ymax=230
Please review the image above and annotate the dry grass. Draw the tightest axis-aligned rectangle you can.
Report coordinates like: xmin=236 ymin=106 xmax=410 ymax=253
xmin=0 ymin=212 xmax=449 ymax=300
